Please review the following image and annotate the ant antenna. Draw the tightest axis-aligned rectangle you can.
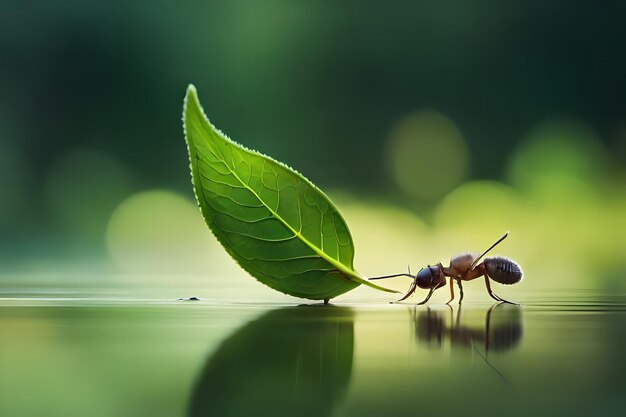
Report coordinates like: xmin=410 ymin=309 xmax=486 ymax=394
xmin=471 ymin=340 xmax=511 ymax=385
xmin=368 ymin=273 xmax=414 ymax=281
xmin=470 ymin=232 xmax=509 ymax=270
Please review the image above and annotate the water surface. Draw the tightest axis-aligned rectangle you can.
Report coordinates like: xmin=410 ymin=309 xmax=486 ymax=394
xmin=1 ymin=289 xmax=625 ymax=417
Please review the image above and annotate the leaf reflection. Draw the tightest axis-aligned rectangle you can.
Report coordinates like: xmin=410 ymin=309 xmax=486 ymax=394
xmin=188 ymin=306 xmax=354 ymax=417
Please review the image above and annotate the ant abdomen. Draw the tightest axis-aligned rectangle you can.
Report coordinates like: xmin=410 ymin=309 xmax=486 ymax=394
xmin=484 ymin=256 xmax=523 ymax=285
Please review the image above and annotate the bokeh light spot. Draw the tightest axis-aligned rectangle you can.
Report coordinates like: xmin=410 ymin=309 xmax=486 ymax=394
xmin=385 ymin=111 xmax=469 ymax=201
xmin=507 ymin=120 xmax=608 ymax=197
xmin=433 ymin=181 xmax=522 ymax=248
xmin=106 ymin=189 xmax=232 ymax=274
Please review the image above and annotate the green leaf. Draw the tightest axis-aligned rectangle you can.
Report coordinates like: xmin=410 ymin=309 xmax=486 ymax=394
xmin=183 ymin=84 xmax=396 ymax=300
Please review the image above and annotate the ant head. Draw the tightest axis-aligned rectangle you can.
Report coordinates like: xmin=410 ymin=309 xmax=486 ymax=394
xmin=416 ymin=265 xmax=445 ymax=289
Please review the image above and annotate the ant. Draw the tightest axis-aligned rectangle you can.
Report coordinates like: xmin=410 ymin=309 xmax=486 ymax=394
xmin=368 ymin=232 xmax=523 ymax=305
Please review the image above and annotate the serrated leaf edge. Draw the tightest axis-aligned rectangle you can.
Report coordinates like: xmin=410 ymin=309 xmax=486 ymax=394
xmin=183 ymin=84 xmax=398 ymax=295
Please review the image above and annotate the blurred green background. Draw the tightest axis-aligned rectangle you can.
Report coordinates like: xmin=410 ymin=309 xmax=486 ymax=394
xmin=2 ymin=4 xmax=626 ymax=417
xmin=1 ymin=0 xmax=625 ymax=299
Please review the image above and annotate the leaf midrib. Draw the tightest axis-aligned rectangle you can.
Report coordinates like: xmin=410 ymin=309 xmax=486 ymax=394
xmin=198 ymin=141 xmax=358 ymax=280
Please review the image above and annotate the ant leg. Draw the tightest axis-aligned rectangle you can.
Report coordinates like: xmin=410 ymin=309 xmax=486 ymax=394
xmin=484 ymin=276 xmax=502 ymax=302
xmin=417 ymin=287 xmax=435 ymax=305
xmin=497 ymin=296 xmax=517 ymax=305
xmin=484 ymin=276 xmax=517 ymax=305
xmin=485 ymin=304 xmax=497 ymax=354
xmin=445 ymin=304 xmax=453 ymax=333
xmin=457 ymin=279 xmax=464 ymax=304
xmin=445 ymin=278 xmax=455 ymax=305
xmin=392 ymin=279 xmax=418 ymax=303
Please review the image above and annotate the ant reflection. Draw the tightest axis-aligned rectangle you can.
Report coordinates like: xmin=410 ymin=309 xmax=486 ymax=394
xmin=411 ymin=304 xmax=523 ymax=380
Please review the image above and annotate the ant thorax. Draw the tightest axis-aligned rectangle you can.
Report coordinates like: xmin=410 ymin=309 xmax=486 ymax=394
xmin=448 ymin=253 xmax=478 ymax=276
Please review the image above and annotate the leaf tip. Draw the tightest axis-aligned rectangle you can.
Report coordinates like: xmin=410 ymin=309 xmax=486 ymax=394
xmin=185 ymin=84 xmax=200 ymax=109
xmin=186 ymin=83 xmax=198 ymax=96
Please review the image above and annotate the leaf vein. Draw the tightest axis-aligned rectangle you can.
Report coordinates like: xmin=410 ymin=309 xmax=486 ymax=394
xmin=223 ymin=229 xmax=297 ymax=242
